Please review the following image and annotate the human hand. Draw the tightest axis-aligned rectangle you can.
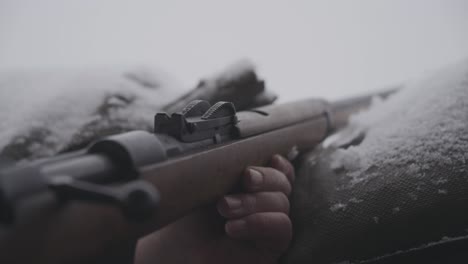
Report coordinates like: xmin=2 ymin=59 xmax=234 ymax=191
xmin=135 ymin=154 xmax=295 ymax=264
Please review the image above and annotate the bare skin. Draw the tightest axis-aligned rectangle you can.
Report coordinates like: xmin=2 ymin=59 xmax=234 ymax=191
xmin=135 ymin=154 xmax=295 ymax=264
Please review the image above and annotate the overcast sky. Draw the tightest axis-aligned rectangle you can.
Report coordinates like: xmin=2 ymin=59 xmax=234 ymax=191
xmin=1 ymin=0 xmax=468 ymax=101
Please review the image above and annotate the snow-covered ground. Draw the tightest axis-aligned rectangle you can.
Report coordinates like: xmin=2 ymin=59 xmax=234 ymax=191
xmin=327 ymin=59 xmax=468 ymax=186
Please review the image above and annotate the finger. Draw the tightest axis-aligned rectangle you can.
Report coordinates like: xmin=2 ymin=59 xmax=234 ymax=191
xmin=225 ymin=212 xmax=292 ymax=252
xmin=270 ymin=154 xmax=295 ymax=184
xmin=217 ymin=192 xmax=289 ymax=218
xmin=243 ymin=167 xmax=292 ymax=195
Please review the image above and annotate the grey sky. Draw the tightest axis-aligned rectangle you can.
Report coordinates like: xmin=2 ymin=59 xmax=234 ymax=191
xmin=1 ymin=0 xmax=468 ymax=101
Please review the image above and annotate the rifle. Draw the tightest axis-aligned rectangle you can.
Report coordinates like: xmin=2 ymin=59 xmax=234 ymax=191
xmin=0 ymin=90 xmax=394 ymax=263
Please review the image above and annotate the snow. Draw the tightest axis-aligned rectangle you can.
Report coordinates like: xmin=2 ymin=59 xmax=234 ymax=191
xmin=349 ymin=197 xmax=363 ymax=204
xmin=192 ymin=59 xmax=256 ymax=98
xmin=187 ymin=59 xmax=276 ymax=105
xmin=330 ymin=203 xmax=347 ymax=212
xmin=210 ymin=59 xmax=256 ymax=83
xmin=373 ymin=217 xmax=380 ymax=224
xmin=0 ymin=66 xmax=183 ymax=161
xmin=327 ymin=59 xmax=468 ymax=186
xmin=437 ymin=189 xmax=448 ymax=195
xmin=364 ymin=234 xmax=468 ymax=262
xmin=0 ymin=60 xmax=261 ymax=162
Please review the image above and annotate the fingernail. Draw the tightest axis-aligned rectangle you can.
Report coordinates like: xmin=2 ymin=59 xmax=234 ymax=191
xmin=226 ymin=219 xmax=247 ymax=236
xmin=275 ymin=154 xmax=286 ymax=166
xmin=249 ymin=168 xmax=263 ymax=187
xmin=224 ymin=196 xmax=242 ymax=210
xmin=274 ymin=155 xmax=289 ymax=173
xmin=272 ymin=155 xmax=281 ymax=165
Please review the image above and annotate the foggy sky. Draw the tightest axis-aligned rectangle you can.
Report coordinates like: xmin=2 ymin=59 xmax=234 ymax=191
xmin=1 ymin=0 xmax=468 ymax=101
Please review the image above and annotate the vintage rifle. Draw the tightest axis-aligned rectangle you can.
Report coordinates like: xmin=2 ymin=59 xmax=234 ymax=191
xmin=0 ymin=90 xmax=394 ymax=263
